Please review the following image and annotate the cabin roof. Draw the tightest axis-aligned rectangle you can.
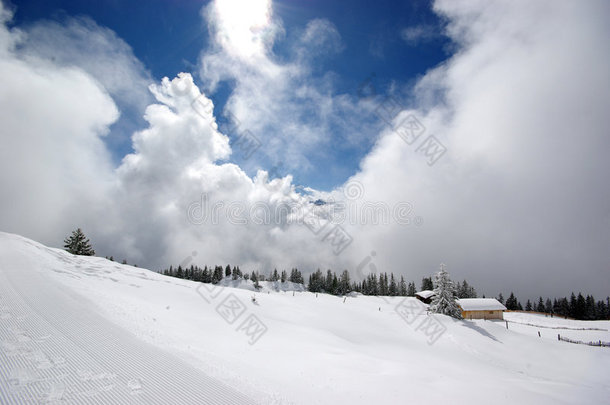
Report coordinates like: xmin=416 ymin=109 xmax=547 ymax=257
xmin=415 ymin=290 xmax=435 ymax=299
xmin=457 ymin=298 xmax=507 ymax=311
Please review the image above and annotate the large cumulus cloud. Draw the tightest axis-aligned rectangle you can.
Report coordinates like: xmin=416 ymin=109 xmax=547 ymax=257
xmin=343 ymin=0 xmax=610 ymax=299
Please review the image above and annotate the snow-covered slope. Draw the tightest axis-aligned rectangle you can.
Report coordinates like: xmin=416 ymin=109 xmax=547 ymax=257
xmin=1 ymin=232 xmax=608 ymax=404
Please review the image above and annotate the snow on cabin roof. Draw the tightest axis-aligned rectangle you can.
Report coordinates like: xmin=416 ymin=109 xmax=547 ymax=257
xmin=415 ymin=290 xmax=435 ymax=299
xmin=457 ymin=298 xmax=507 ymax=311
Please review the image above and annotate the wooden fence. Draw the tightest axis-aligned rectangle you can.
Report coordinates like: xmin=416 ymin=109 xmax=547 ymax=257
xmin=557 ymin=334 xmax=610 ymax=347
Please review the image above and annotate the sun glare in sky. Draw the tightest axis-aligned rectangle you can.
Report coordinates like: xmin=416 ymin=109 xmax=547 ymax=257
xmin=212 ymin=0 xmax=273 ymax=58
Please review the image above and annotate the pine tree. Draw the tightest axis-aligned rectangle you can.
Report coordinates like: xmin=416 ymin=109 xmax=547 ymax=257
xmin=325 ymin=270 xmax=334 ymax=293
xmin=457 ymin=280 xmax=467 ymax=298
xmin=225 ymin=264 xmax=232 ymax=278
xmin=429 ymin=264 xmax=462 ymax=319
xmin=367 ymin=273 xmax=378 ymax=295
xmin=339 ymin=270 xmax=351 ymax=295
xmin=308 ymin=269 xmax=324 ymax=292
xmin=202 ymin=266 xmax=211 ymax=283
xmin=552 ymin=298 xmax=559 ymax=315
xmin=497 ymin=293 xmax=504 ymax=305
xmin=289 ymin=268 xmax=304 ymax=284
xmin=232 ymin=266 xmax=239 ymax=280
xmin=281 ymin=270 xmax=287 ymax=283
xmin=290 ymin=268 xmax=297 ymax=283
xmin=378 ymin=274 xmax=384 ymax=295
xmin=536 ymin=297 xmax=545 ymax=312
xmin=569 ymin=292 xmax=577 ymax=318
xmin=331 ymin=274 xmax=338 ymax=295
xmin=505 ymin=293 xmax=518 ymax=310
xmin=457 ymin=280 xmax=477 ymax=298
xmin=525 ymin=299 xmax=533 ymax=311
xmin=212 ymin=266 xmax=223 ymax=284
xmin=193 ymin=266 xmax=202 ymax=282
xmin=389 ymin=273 xmax=397 ymax=296
xmin=545 ymin=298 xmax=553 ymax=314
xmin=407 ymin=281 xmax=417 ymax=296
xmin=596 ymin=300 xmax=607 ymax=320
xmin=585 ymin=295 xmax=596 ymax=320
xmin=399 ymin=276 xmax=407 ymax=296
xmin=186 ymin=265 xmax=194 ymax=280
xmin=421 ymin=276 xmax=434 ymax=291
xmin=63 ymin=228 xmax=95 ymax=256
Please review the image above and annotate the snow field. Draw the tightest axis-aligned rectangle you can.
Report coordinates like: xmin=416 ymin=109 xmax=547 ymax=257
xmin=1 ymin=232 xmax=609 ymax=404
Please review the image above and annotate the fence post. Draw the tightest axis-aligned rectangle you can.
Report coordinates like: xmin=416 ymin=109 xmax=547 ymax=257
xmin=558 ymin=334 xmax=560 ymax=341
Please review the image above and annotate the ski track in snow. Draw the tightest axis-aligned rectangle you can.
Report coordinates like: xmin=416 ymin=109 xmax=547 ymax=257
xmin=0 ymin=244 xmax=257 ymax=405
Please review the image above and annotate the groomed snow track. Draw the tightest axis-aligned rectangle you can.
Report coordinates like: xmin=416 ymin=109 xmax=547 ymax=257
xmin=0 ymin=235 xmax=257 ymax=404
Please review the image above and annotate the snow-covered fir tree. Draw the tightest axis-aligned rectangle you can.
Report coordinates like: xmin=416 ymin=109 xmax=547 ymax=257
xmin=429 ymin=263 xmax=462 ymax=319
xmin=63 ymin=228 xmax=95 ymax=256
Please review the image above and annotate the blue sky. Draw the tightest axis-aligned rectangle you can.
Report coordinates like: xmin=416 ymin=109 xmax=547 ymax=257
xmin=10 ymin=0 xmax=451 ymax=190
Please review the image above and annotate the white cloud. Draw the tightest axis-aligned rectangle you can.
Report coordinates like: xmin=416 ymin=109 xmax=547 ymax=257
xmin=0 ymin=3 xmax=118 ymax=245
xmin=0 ymin=0 xmax=343 ymax=273
xmin=1 ymin=0 xmax=609 ymax=301
xmin=110 ymin=74 xmax=351 ymax=271
xmin=204 ymin=0 xmax=278 ymax=61
xmin=297 ymin=19 xmax=344 ymax=59
xmin=19 ymin=16 xmax=153 ymax=115
xmin=342 ymin=0 xmax=610 ymax=299
xmin=14 ymin=15 xmax=154 ymax=155
xmin=199 ymin=0 xmax=378 ymax=175
xmin=401 ymin=24 xmax=440 ymax=46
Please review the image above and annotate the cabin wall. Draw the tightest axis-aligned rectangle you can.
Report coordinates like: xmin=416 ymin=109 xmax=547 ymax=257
xmin=462 ymin=310 xmax=504 ymax=320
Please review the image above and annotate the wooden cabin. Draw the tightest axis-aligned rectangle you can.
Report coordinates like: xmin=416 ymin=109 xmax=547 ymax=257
xmin=457 ymin=298 xmax=506 ymax=320
xmin=415 ymin=290 xmax=435 ymax=304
